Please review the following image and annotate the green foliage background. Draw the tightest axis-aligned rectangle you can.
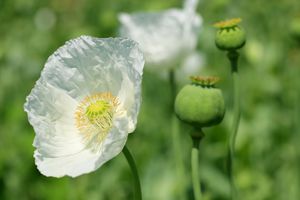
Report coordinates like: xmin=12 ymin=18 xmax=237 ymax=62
xmin=0 ymin=0 xmax=300 ymax=199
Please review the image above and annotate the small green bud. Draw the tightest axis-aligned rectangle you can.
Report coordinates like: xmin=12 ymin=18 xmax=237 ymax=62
xmin=174 ymin=76 xmax=225 ymax=128
xmin=214 ymin=18 xmax=246 ymax=51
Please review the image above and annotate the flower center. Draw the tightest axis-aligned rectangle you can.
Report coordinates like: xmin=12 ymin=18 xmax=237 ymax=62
xmin=75 ymin=92 xmax=119 ymax=151
xmin=86 ymin=100 xmax=111 ymax=123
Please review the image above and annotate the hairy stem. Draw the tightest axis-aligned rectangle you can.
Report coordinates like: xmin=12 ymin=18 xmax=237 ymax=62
xmin=123 ymin=145 xmax=142 ymax=200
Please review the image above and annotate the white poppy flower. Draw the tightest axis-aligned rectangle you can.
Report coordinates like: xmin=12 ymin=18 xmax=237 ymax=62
xmin=119 ymin=0 xmax=202 ymax=69
xmin=24 ymin=36 xmax=144 ymax=177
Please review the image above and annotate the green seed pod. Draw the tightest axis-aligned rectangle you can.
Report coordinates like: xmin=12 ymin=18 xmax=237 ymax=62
xmin=214 ymin=18 xmax=246 ymax=51
xmin=174 ymin=76 xmax=225 ymax=129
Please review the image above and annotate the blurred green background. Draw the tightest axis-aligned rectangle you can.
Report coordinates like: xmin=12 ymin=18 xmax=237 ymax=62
xmin=1 ymin=0 xmax=300 ymax=199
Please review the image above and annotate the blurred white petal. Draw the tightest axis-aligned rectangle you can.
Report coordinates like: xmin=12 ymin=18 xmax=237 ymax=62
xmin=176 ymin=52 xmax=205 ymax=83
xmin=119 ymin=0 xmax=202 ymax=69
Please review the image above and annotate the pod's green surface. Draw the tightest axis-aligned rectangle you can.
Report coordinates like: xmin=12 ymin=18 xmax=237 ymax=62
xmin=175 ymin=84 xmax=225 ymax=128
xmin=215 ymin=26 xmax=246 ymax=51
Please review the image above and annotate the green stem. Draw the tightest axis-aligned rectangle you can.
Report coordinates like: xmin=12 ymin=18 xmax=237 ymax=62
xmin=171 ymin=114 xmax=187 ymax=200
xmin=294 ymin=69 xmax=300 ymax=195
xmin=170 ymin=69 xmax=187 ymax=199
xmin=191 ymin=135 xmax=203 ymax=200
xmin=293 ymin=67 xmax=300 ymax=134
xmin=169 ymin=69 xmax=176 ymax=105
xmin=123 ymin=145 xmax=142 ymax=200
xmin=227 ymin=51 xmax=240 ymax=200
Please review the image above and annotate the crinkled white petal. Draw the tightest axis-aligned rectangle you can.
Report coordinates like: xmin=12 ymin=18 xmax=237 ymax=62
xmin=25 ymin=80 xmax=86 ymax=157
xmin=119 ymin=0 xmax=201 ymax=69
xmin=42 ymin=36 xmax=144 ymax=102
xmin=24 ymin=36 xmax=144 ymax=177
xmin=35 ymin=115 xmax=129 ymax=177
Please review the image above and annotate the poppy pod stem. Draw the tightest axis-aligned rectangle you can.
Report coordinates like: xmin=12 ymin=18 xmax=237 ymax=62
xmin=214 ymin=17 xmax=246 ymax=199
xmin=122 ymin=145 xmax=142 ymax=200
xmin=174 ymin=76 xmax=225 ymax=199
xmin=191 ymin=130 xmax=204 ymax=200
xmin=227 ymin=50 xmax=240 ymax=200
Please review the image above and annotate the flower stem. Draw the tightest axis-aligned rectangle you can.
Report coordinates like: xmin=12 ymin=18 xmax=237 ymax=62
xmin=191 ymin=132 xmax=204 ymax=200
xmin=294 ymin=69 xmax=300 ymax=193
xmin=170 ymin=69 xmax=188 ymax=199
xmin=171 ymin=114 xmax=187 ymax=200
xmin=169 ymin=69 xmax=176 ymax=105
xmin=227 ymin=51 xmax=240 ymax=200
xmin=123 ymin=145 xmax=142 ymax=200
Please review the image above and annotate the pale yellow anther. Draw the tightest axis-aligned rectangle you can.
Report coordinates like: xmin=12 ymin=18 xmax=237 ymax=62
xmin=75 ymin=92 xmax=119 ymax=150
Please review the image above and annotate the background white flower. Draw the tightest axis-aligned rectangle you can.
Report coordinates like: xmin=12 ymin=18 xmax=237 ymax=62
xmin=119 ymin=0 xmax=202 ymax=69
xmin=176 ymin=51 xmax=205 ymax=83
xmin=24 ymin=36 xmax=144 ymax=178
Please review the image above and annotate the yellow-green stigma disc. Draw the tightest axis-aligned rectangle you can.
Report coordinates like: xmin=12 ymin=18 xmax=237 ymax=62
xmin=75 ymin=92 xmax=119 ymax=151
xmin=86 ymin=100 xmax=111 ymax=123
